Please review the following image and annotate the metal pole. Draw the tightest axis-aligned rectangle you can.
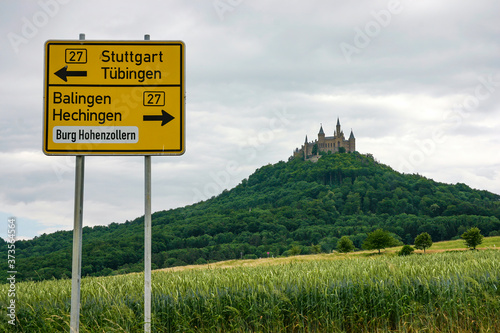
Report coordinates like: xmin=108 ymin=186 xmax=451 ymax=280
xmin=144 ymin=32 xmax=152 ymax=333
xmin=70 ymin=155 xmax=85 ymax=332
xmin=144 ymin=155 xmax=152 ymax=332
xmin=70 ymin=33 xmax=86 ymax=333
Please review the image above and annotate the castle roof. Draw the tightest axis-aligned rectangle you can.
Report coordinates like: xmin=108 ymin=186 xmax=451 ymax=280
xmin=318 ymin=124 xmax=324 ymax=135
xmin=349 ymin=129 xmax=355 ymax=140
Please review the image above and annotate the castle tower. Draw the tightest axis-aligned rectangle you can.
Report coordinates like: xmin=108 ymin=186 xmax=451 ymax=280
xmin=304 ymin=135 xmax=308 ymax=159
xmin=318 ymin=124 xmax=325 ymax=151
xmin=349 ymin=129 xmax=356 ymax=152
xmin=336 ymin=117 xmax=341 ymax=138
xmin=318 ymin=124 xmax=325 ymax=138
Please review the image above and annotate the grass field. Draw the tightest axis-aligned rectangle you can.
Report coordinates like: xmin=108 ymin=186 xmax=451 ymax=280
xmin=1 ymin=239 xmax=499 ymax=332
xmin=427 ymin=235 xmax=500 ymax=251
xmin=377 ymin=235 xmax=500 ymax=255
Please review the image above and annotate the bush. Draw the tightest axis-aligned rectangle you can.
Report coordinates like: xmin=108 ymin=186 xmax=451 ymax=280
xmin=289 ymin=245 xmax=302 ymax=256
xmin=194 ymin=258 xmax=207 ymax=265
xmin=243 ymin=254 xmax=258 ymax=260
xmin=337 ymin=236 xmax=355 ymax=253
xmin=398 ymin=245 xmax=414 ymax=256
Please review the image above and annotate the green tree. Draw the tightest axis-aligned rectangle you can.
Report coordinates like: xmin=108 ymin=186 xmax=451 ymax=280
xmin=337 ymin=236 xmax=355 ymax=253
xmin=311 ymin=244 xmax=321 ymax=254
xmin=414 ymin=232 xmax=433 ymax=253
xmin=362 ymin=229 xmax=398 ymax=254
xmin=343 ymin=192 xmax=361 ymax=215
xmin=312 ymin=143 xmax=318 ymax=155
xmin=289 ymin=245 xmax=302 ymax=256
xmin=461 ymin=227 xmax=483 ymax=250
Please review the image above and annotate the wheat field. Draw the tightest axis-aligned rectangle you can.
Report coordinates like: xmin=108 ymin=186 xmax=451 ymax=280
xmin=1 ymin=250 xmax=499 ymax=332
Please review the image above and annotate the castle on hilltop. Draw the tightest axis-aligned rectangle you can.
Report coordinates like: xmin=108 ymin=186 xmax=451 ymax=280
xmin=292 ymin=118 xmax=355 ymax=160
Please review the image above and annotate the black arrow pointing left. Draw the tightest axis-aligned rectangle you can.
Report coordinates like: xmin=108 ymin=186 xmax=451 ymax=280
xmin=54 ymin=65 xmax=87 ymax=82
xmin=143 ymin=110 xmax=175 ymax=126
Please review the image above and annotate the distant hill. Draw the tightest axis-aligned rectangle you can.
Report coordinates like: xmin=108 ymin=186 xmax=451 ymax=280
xmin=3 ymin=152 xmax=500 ymax=282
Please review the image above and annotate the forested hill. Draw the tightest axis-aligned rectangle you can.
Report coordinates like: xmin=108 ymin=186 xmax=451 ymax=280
xmin=3 ymin=152 xmax=500 ymax=282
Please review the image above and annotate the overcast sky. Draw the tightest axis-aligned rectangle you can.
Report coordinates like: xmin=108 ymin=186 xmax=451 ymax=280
xmin=1 ymin=0 xmax=499 ymax=240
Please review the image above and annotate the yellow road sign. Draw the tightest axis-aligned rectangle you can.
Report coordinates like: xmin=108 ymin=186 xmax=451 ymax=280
xmin=43 ymin=40 xmax=185 ymax=155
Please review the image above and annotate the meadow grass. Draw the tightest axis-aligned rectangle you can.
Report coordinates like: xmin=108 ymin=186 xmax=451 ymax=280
xmin=428 ymin=235 xmax=500 ymax=251
xmin=1 ymin=249 xmax=499 ymax=332
xmin=385 ymin=235 xmax=500 ymax=254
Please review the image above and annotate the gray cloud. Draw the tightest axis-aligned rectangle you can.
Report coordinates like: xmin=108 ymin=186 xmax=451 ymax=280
xmin=1 ymin=0 xmax=499 ymax=239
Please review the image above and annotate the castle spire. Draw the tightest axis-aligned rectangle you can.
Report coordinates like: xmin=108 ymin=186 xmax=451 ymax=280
xmin=318 ymin=123 xmax=324 ymax=135
xmin=305 ymin=135 xmax=308 ymax=144
xmin=336 ymin=117 xmax=341 ymax=137
xmin=349 ymin=128 xmax=355 ymax=140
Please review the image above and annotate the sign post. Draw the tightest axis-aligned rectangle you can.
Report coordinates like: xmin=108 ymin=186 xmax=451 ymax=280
xmin=69 ymin=33 xmax=86 ymax=333
xmin=70 ymin=154 xmax=84 ymax=332
xmin=144 ymin=154 xmax=152 ymax=332
xmin=44 ymin=34 xmax=185 ymax=333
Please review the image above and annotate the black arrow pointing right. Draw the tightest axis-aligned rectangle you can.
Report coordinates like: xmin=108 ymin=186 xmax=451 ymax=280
xmin=54 ymin=65 xmax=87 ymax=82
xmin=143 ymin=110 xmax=175 ymax=126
